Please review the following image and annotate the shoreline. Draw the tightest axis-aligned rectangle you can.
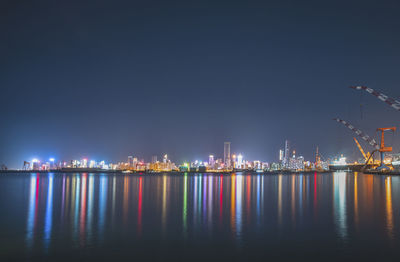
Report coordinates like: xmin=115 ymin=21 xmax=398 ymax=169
xmin=1 ymin=169 xmax=398 ymax=175
xmin=0 ymin=169 xmax=334 ymax=175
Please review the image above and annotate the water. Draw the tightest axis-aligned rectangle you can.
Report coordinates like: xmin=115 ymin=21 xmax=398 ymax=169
xmin=0 ymin=172 xmax=399 ymax=261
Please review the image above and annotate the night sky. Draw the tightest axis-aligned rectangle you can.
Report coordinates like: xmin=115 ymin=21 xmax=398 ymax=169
xmin=1 ymin=0 xmax=400 ymax=168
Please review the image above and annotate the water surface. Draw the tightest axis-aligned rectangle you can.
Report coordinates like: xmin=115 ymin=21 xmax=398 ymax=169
xmin=0 ymin=172 xmax=399 ymax=261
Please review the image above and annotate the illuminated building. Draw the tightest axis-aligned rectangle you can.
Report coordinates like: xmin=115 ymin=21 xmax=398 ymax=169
xmin=279 ymin=149 xmax=284 ymax=162
xmin=128 ymin=156 xmax=133 ymax=167
xmin=89 ymin=160 xmax=96 ymax=168
xmin=283 ymin=140 xmax=290 ymax=168
xmin=31 ymin=159 xmax=40 ymax=170
xmin=208 ymin=155 xmax=215 ymax=167
xmin=253 ymin=160 xmax=261 ymax=170
xmin=270 ymin=162 xmax=281 ymax=170
xmin=48 ymin=158 xmax=55 ymax=169
xmin=232 ymin=154 xmax=237 ymax=168
xmin=237 ymin=154 xmax=243 ymax=169
xmin=224 ymin=142 xmax=231 ymax=168
xmin=287 ymin=149 xmax=305 ymax=170
xmin=152 ymin=155 xmax=157 ymax=164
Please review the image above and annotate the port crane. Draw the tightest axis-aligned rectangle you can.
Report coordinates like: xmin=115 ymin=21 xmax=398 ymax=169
xmin=350 ymin=86 xmax=400 ymax=112
xmin=334 ymin=118 xmax=395 ymax=170
xmin=376 ymin=127 xmax=396 ymax=170
xmin=353 ymin=137 xmax=373 ymax=164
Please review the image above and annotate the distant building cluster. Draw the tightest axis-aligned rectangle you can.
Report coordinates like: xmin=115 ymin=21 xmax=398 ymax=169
xmin=20 ymin=140 xmax=329 ymax=172
xmin=275 ymin=140 xmax=329 ymax=171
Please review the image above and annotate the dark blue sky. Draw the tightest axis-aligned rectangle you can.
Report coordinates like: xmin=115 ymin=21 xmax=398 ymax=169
xmin=1 ymin=0 xmax=400 ymax=168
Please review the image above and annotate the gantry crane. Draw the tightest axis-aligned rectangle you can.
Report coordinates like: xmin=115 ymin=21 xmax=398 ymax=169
xmin=334 ymin=118 xmax=396 ymax=170
xmin=376 ymin=127 xmax=396 ymax=170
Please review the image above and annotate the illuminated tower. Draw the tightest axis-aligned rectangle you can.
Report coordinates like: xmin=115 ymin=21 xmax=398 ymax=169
xmin=238 ymin=154 xmax=243 ymax=169
xmin=232 ymin=154 xmax=237 ymax=168
xmin=151 ymin=155 xmax=157 ymax=164
xmin=283 ymin=140 xmax=290 ymax=168
xmin=209 ymin=155 xmax=215 ymax=167
xmin=128 ymin=156 xmax=133 ymax=167
xmin=279 ymin=149 xmax=284 ymax=162
xmin=224 ymin=142 xmax=231 ymax=168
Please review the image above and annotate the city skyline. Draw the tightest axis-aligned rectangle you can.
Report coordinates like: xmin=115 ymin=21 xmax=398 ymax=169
xmin=11 ymin=140 xmax=330 ymax=172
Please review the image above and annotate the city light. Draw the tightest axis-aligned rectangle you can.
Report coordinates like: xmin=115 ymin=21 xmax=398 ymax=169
xmin=16 ymin=141 xmax=339 ymax=173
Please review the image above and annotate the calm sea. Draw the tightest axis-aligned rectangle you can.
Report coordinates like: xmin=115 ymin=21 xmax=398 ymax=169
xmin=0 ymin=172 xmax=399 ymax=261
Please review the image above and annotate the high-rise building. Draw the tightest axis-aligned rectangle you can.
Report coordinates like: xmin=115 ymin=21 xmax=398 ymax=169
xmin=82 ymin=158 xmax=88 ymax=168
xmin=152 ymin=155 xmax=158 ymax=164
xmin=209 ymin=155 xmax=215 ymax=167
xmin=283 ymin=140 xmax=290 ymax=168
xmin=224 ymin=142 xmax=231 ymax=168
xmin=279 ymin=149 xmax=284 ymax=161
xmin=128 ymin=156 xmax=133 ymax=167
xmin=237 ymin=154 xmax=243 ymax=169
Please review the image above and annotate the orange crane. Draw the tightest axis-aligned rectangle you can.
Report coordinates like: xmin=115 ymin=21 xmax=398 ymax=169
xmin=334 ymin=119 xmax=396 ymax=170
xmin=376 ymin=127 xmax=396 ymax=170
xmin=353 ymin=137 xmax=373 ymax=164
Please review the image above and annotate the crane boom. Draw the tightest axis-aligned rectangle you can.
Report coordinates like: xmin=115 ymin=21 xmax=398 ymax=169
xmin=333 ymin=118 xmax=380 ymax=150
xmin=353 ymin=137 xmax=367 ymax=160
xmin=350 ymin=86 xmax=400 ymax=111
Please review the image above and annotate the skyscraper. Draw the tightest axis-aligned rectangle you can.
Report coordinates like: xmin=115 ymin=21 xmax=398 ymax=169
xmin=151 ymin=155 xmax=157 ymax=164
xmin=283 ymin=140 xmax=290 ymax=168
xmin=209 ymin=155 xmax=215 ymax=167
xmin=237 ymin=154 xmax=243 ymax=169
xmin=279 ymin=149 xmax=284 ymax=162
xmin=224 ymin=142 xmax=231 ymax=168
